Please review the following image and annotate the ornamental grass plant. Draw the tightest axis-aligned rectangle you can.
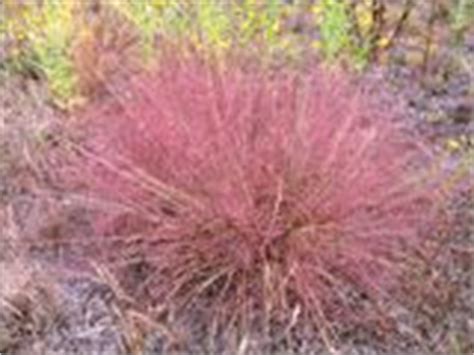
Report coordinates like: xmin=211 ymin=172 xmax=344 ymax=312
xmin=42 ymin=55 xmax=461 ymax=353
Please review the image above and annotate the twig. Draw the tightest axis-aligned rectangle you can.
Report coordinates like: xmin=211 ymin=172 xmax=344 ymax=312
xmin=385 ymin=0 xmax=415 ymax=51
xmin=422 ymin=0 xmax=438 ymax=74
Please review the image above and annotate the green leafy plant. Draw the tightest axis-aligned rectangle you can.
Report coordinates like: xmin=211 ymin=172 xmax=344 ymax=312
xmin=313 ymin=0 xmax=352 ymax=64
xmin=2 ymin=0 xmax=80 ymax=108
xmin=195 ymin=0 xmax=231 ymax=51
xmin=179 ymin=0 xmax=285 ymax=56
xmin=233 ymin=0 xmax=282 ymax=48
xmin=451 ymin=0 xmax=474 ymax=45
xmin=313 ymin=0 xmax=398 ymax=69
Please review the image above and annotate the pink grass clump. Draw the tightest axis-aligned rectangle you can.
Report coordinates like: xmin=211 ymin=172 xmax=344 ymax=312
xmin=55 ymin=58 xmax=449 ymax=351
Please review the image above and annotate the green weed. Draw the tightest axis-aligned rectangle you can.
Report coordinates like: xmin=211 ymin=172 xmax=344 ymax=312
xmin=451 ymin=0 xmax=474 ymax=45
xmin=2 ymin=1 xmax=79 ymax=108
xmin=313 ymin=0 xmax=352 ymax=63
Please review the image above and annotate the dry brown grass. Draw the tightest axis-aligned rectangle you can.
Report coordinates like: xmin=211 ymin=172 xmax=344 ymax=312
xmin=0 ymin=206 xmax=60 ymax=354
xmin=71 ymin=2 xmax=142 ymax=101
